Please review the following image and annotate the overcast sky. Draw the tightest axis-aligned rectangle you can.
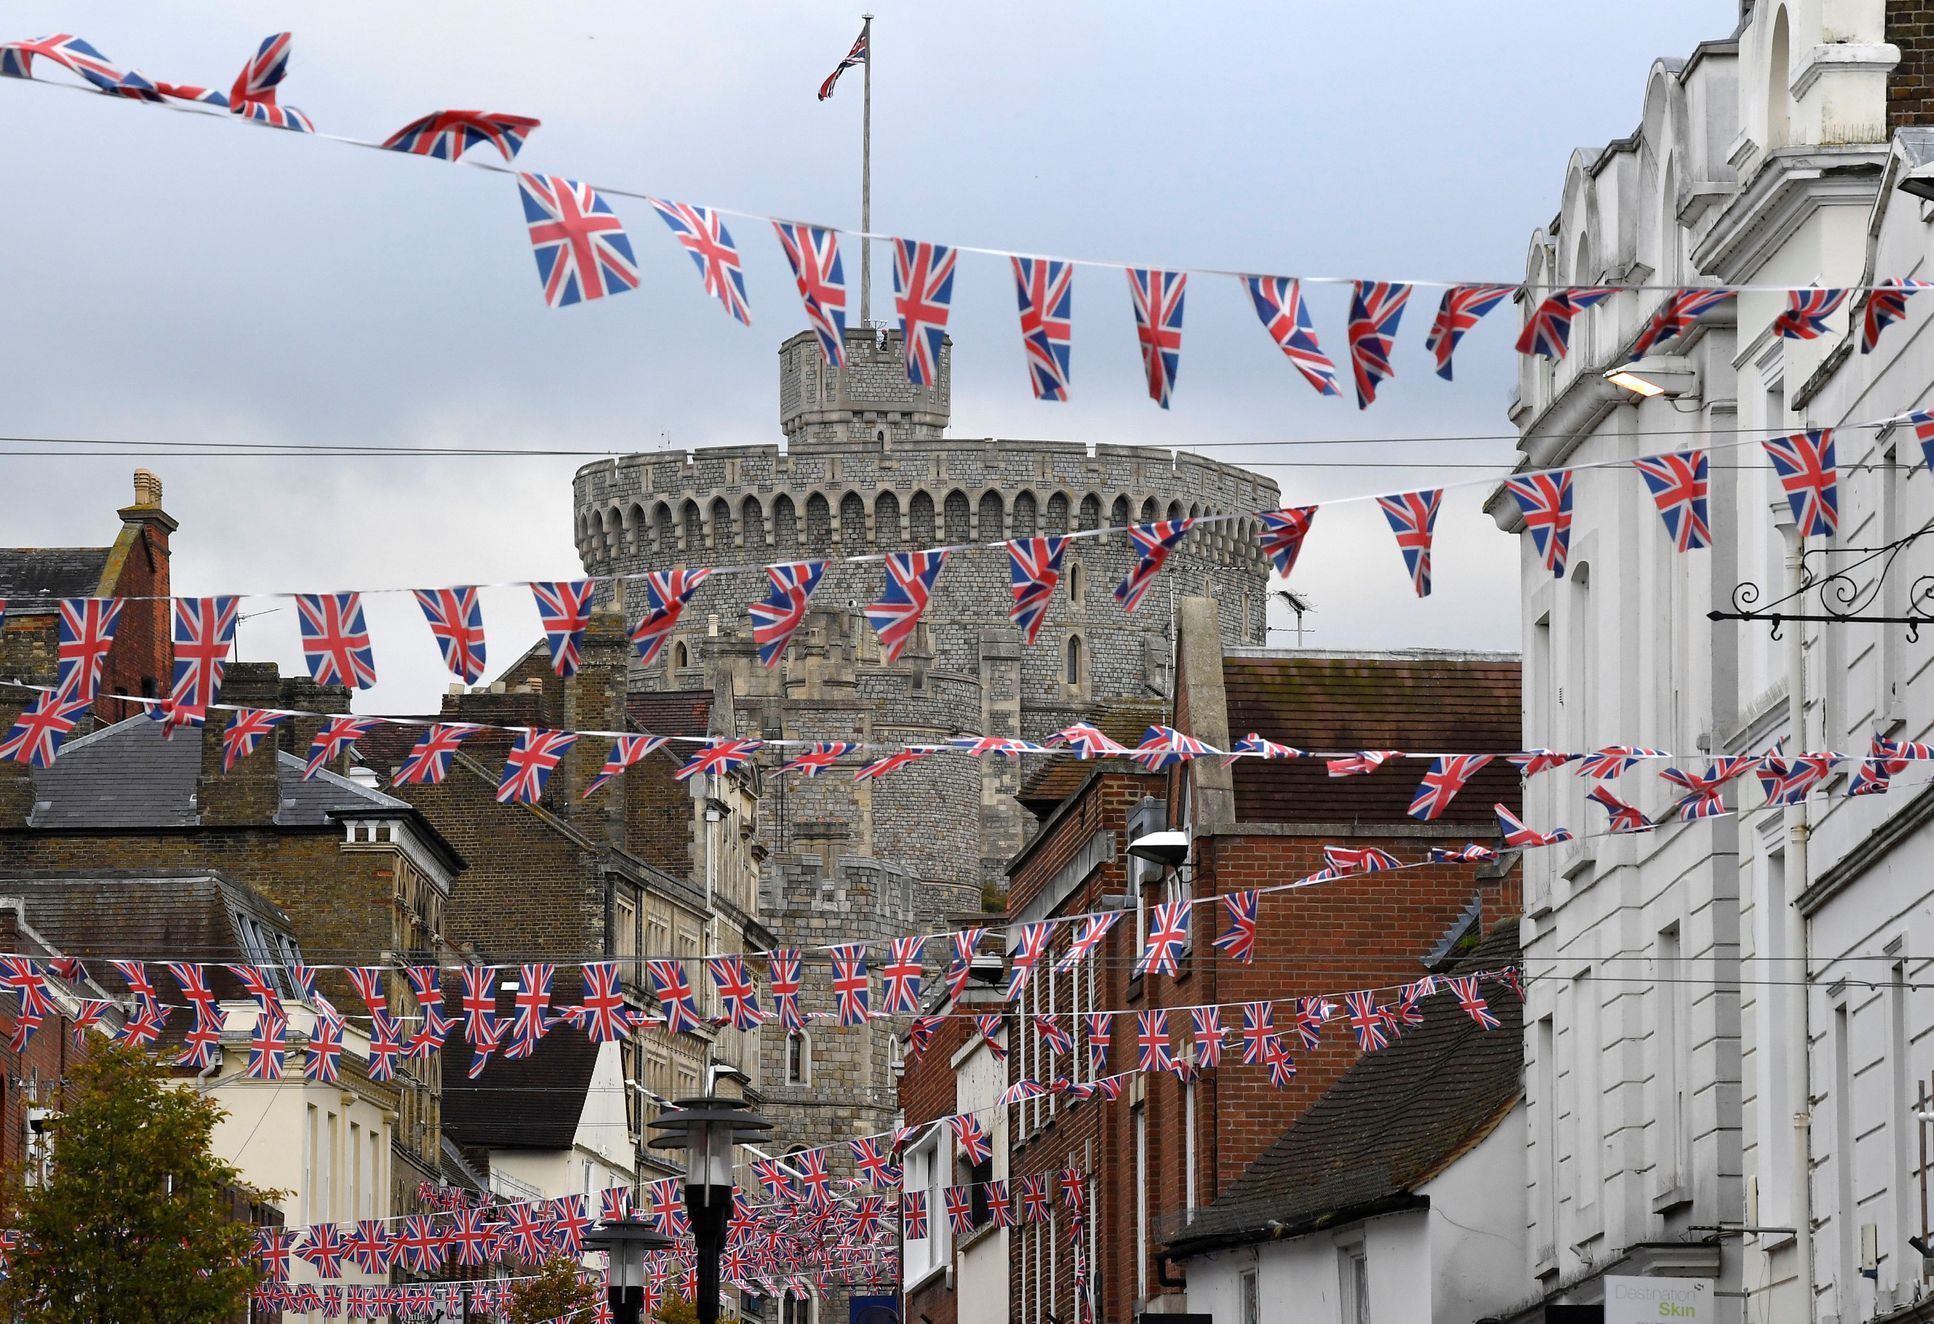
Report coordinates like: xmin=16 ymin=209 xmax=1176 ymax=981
xmin=1 ymin=1 xmax=1734 ymax=714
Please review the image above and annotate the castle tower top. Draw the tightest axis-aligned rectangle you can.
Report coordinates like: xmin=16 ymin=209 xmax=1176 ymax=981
xmin=778 ymin=327 xmax=949 ymax=449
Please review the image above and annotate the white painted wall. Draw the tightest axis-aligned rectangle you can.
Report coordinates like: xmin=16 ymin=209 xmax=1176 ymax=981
xmin=488 ymin=1042 xmax=638 ymax=1202
xmin=953 ymin=1032 xmax=1008 ymax=1324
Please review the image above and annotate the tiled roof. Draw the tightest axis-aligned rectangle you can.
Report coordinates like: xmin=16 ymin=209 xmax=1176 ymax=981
xmin=1220 ymin=651 xmax=1521 ymax=825
xmin=439 ymin=992 xmax=596 ymax=1151
xmin=626 ymin=690 xmax=714 ymax=739
xmin=1017 ymin=698 xmax=1167 ymax=814
xmin=1164 ymin=925 xmax=1523 ymax=1253
xmin=0 ymin=548 xmax=110 ymax=605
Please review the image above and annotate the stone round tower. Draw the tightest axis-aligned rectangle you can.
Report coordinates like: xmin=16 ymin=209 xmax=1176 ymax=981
xmin=574 ymin=327 xmax=1279 ymax=911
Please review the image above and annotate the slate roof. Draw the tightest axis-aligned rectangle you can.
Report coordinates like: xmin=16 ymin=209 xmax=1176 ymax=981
xmin=1220 ymin=651 xmax=1521 ymax=825
xmin=439 ymin=988 xmax=598 ymax=1150
xmin=0 ymin=548 xmax=110 ymax=606
xmin=1016 ymin=698 xmax=1167 ymax=815
xmin=625 ymin=690 xmax=714 ymax=739
xmin=24 ymin=716 xmax=412 ymax=830
xmin=1164 ymin=925 xmax=1523 ymax=1254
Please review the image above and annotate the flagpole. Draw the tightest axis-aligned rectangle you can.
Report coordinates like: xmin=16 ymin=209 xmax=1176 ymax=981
xmin=860 ymin=12 xmax=873 ymax=324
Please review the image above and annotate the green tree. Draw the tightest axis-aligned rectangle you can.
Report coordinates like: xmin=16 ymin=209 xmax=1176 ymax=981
xmin=510 ymin=1255 xmax=603 ymax=1324
xmin=0 ymin=1042 xmax=260 ymax=1324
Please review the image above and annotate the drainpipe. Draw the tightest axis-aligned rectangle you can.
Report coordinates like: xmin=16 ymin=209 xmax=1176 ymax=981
xmin=1783 ymin=523 xmax=1815 ymax=1314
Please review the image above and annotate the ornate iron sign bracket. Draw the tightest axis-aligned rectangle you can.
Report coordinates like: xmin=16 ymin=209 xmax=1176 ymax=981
xmin=1707 ymin=530 xmax=1934 ymax=640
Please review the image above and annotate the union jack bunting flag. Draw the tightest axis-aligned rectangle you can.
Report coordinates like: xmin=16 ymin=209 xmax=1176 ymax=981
xmin=1407 ymin=754 xmax=1494 ymax=821
xmin=1762 ymin=429 xmax=1838 ymax=537
xmin=1019 ymin=1175 xmax=1052 ymax=1224
xmin=1587 ymin=785 xmax=1653 ymax=834
xmin=255 ymin=1227 xmax=296 ymax=1283
xmin=1006 ymin=536 xmax=1069 ymax=645
xmin=1037 ymin=1014 xmax=1074 ymax=1058
xmin=306 ymin=1014 xmax=345 ymax=1083
xmin=110 ymin=960 xmax=158 ymax=1013
xmin=383 ymin=110 xmax=540 ymax=161
xmin=1115 ymin=519 xmax=1195 ymax=612
xmin=449 ymin=1205 xmax=496 ymax=1266
xmin=1323 ymin=845 xmax=1401 ymax=874
xmin=584 ymin=734 xmax=669 ymax=796
xmin=1259 ymin=505 xmax=1318 ymax=579
xmin=1631 ymin=450 xmax=1712 ymax=552
xmin=1576 ymin=745 xmax=1667 ymax=778
xmin=881 ymin=936 xmax=925 ymax=1015
xmin=1131 ymin=724 xmax=1218 ymax=771
xmin=550 ymin=1194 xmax=592 ymax=1255
xmin=576 ymin=962 xmax=629 ymax=1043
xmin=830 ymin=943 xmax=870 ymax=1026
xmin=1244 ymin=275 xmax=1340 ymax=396
xmin=220 ymin=709 xmax=286 ymax=773
xmin=1225 ymin=733 xmax=1303 ymax=766
xmin=817 ymin=26 xmax=868 ymax=100
xmin=776 ymin=741 xmax=860 ymax=777
xmin=1264 ymin=1038 xmax=1297 ymax=1088
xmin=773 ymin=221 xmax=848 ymax=365
xmin=496 ymin=729 xmax=578 ymax=804
xmin=1494 ymin=803 xmax=1573 ymax=848
xmin=903 ymin=1191 xmax=929 ymax=1240
xmin=1446 ymin=975 xmax=1501 ymax=1030
xmin=0 ymin=692 xmax=90 ymax=768
xmin=1211 ymin=889 xmax=1260 ymax=963
xmin=228 ymin=32 xmax=297 ymax=111
xmin=1326 ymin=750 xmax=1399 ymax=778
xmin=949 ymin=1113 xmax=992 ymax=1164
xmin=909 ymin=1013 xmax=943 ymax=1055
xmin=164 ymin=596 xmax=240 ymax=728
xmin=1049 ymin=722 xmax=1129 ymax=758
xmin=943 ymin=1185 xmax=975 ymax=1235
xmin=795 ymin=1149 xmax=835 ymax=1209
xmin=1134 ymin=1009 xmax=1175 ymax=1072
xmin=752 ymin=1156 xmax=799 ymax=1201
xmin=507 ymin=962 xmax=554 ymax=1058
xmin=1628 ymin=287 xmax=1734 ymax=358
xmin=651 ymin=199 xmax=752 ymax=325
xmin=1343 ymin=990 xmax=1389 ymax=1052
xmin=646 ymin=959 xmax=705 ymax=1035
xmin=1004 ymin=922 xmax=1051 ymax=1001
xmin=529 ymin=579 xmax=596 ymax=677
xmin=459 ymin=965 xmax=498 ymax=1046
xmin=855 ymin=746 xmax=935 ymax=781
xmin=951 ymin=735 xmax=1048 ymax=757
xmin=946 ymin=928 xmax=985 ymax=999
xmin=751 ymin=561 xmax=826 ymax=667
xmin=632 ymin=567 xmax=716 ymax=664
xmin=114 ymin=1004 xmax=169 ymax=1048
xmin=1863 ymin=278 xmax=1934 ymax=353
xmin=706 ymin=955 xmax=764 ymax=1030
xmin=395 ymin=723 xmax=482 ymax=786
xmin=500 ymin=1203 xmax=549 ymax=1261
xmin=1658 ymin=756 xmax=1753 ymax=820
xmin=894 ymin=240 xmax=958 ymax=386
xmin=1084 ymin=1013 xmax=1113 ymax=1073
xmin=1346 ymin=280 xmax=1411 ymax=409
xmin=1852 ymin=732 xmax=1913 ymax=796
xmin=1907 ymin=408 xmax=1934 ymax=472
xmin=768 ymin=948 xmax=805 ymax=1032
xmin=974 ymin=1012 xmax=1007 ymax=1061
xmin=295 ymin=1223 xmax=350 ymax=1279
xmin=1429 ymin=842 xmax=1498 ymax=863
xmin=347 ymin=1220 xmax=393 ymax=1275
xmin=55 ymin=598 xmax=123 ymax=703
xmin=674 ymin=737 xmax=764 ymax=782
xmin=866 ymin=551 xmax=948 ymax=662
xmin=71 ymin=1000 xmax=110 ymax=1048
xmin=1514 ymin=289 xmax=1614 ymax=360
xmin=245 ymin=1006 xmax=288 ymax=1080
xmin=1192 ymin=1006 xmax=1225 ymax=1069
xmin=1126 ymin=268 xmax=1187 ymax=408
xmin=1136 ymin=900 xmax=1190 ymax=977
xmin=1425 ymin=284 xmax=1517 ymax=380
xmin=1503 ymin=470 xmax=1576 ymax=578
xmin=1052 ymin=910 xmax=1120 ymax=974
xmin=295 ymin=593 xmax=378 ymax=690
xmin=416 ymin=587 xmax=489 ymax=684
xmin=1756 ymin=751 xmax=1838 ymax=807
xmin=1012 ymin=257 xmax=1074 ymax=400
xmin=1772 ymin=287 xmax=1848 ymax=340
xmin=1376 ymin=488 xmax=1443 ymax=597
xmin=849 ymin=1136 xmax=897 ymax=1188
xmin=1239 ymin=1001 xmax=1277 ymax=1065
xmin=517 ymin=174 xmax=641 ymax=307
xmin=302 ymin=716 xmax=376 ymax=780
xmin=0 ymin=33 xmax=129 ymax=90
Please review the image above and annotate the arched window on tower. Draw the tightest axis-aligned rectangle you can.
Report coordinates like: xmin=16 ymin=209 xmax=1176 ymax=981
xmin=787 ymin=1031 xmax=811 ymax=1085
xmin=672 ymin=640 xmax=689 ymax=672
xmin=1068 ymin=560 xmax=1084 ymax=604
xmin=1065 ymin=634 xmax=1084 ymax=689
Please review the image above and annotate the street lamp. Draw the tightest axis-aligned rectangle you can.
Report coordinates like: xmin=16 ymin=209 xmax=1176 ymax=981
xmin=585 ymin=1215 xmax=674 ymax=1324
xmin=649 ymin=1095 xmax=772 ymax=1324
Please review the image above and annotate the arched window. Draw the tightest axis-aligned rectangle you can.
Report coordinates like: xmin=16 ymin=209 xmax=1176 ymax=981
xmin=1068 ymin=560 xmax=1084 ymax=604
xmin=1065 ymin=634 xmax=1083 ymax=688
xmin=787 ymin=1031 xmax=811 ymax=1085
xmin=1012 ymin=491 xmax=1038 ymax=537
xmin=653 ymin=503 xmax=676 ymax=556
xmin=909 ymin=491 xmax=937 ymax=545
xmin=773 ymin=494 xmax=798 ymax=550
xmin=875 ymin=491 xmax=901 ymax=548
xmin=806 ymin=492 xmax=833 ymax=544
xmin=1111 ymin=496 xmax=1131 ymax=528
xmin=1046 ymin=493 xmax=1071 ymax=534
xmin=1766 ymin=6 xmax=1790 ymax=150
xmin=711 ymin=498 xmax=734 ymax=553
xmin=1079 ymin=494 xmax=1102 ymax=531
xmin=680 ymin=500 xmax=703 ymax=554
xmin=977 ymin=491 xmax=1005 ymax=541
xmin=943 ymin=490 xmax=971 ymax=543
xmin=672 ymin=640 xmax=689 ymax=671
xmin=742 ymin=496 xmax=767 ymax=555
xmin=840 ymin=491 xmax=867 ymax=550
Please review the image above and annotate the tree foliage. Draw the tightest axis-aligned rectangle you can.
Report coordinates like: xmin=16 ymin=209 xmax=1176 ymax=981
xmin=0 ymin=1043 xmax=260 ymax=1324
xmin=509 ymin=1254 xmax=604 ymax=1323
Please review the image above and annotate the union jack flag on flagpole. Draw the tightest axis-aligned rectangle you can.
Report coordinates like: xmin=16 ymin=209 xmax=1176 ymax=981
xmin=1211 ymin=889 xmax=1259 ymax=963
xmin=1377 ymin=489 xmax=1443 ymax=597
xmin=1258 ymin=506 xmax=1318 ymax=579
xmin=516 ymin=173 xmax=641 ymax=307
xmin=1347 ymin=280 xmax=1411 ymax=409
xmin=895 ymin=240 xmax=958 ymax=387
xmin=1007 ymin=536 xmax=1069 ymax=645
xmin=1503 ymin=470 xmax=1576 ymax=578
xmin=817 ymin=26 xmax=868 ymax=100
xmin=1631 ymin=450 xmax=1712 ymax=551
xmin=1862 ymin=278 xmax=1934 ymax=353
xmin=751 ymin=562 xmax=826 ymax=667
xmin=221 ymin=709 xmax=287 ymax=773
xmin=1012 ymin=257 xmax=1073 ymax=401
xmin=1407 ymin=754 xmax=1494 ymax=821
xmin=164 ymin=596 xmax=240 ymax=729
xmin=773 ymin=221 xmax=848 ymax=366
xmin=55 ymin=598 xmax=123 ymax=703
xmin=1115 ymin=520 xmax=1194 ymax=612
xmin=382 ymin=110 xmax=539 ymax=162
xmin=1628 ymin=288 xmax=1734 ymax=358
xmin=0 ymin=692 xmax=91 ymax=768
xmin=866 ymin=551 xmax=947 ymax=662
xmin=497 ymin=729 xmax=579 ymax=804
xmin=1772 ymin=288 xmax=1848 ymax=340
xmin=675 ymin=737 xmax=764 ymax=782
xmin=584 ymin=734 xmax=669 ymax=796
xmin=530 ymin=580 xmax=596 ymax=677
xmin=651 ymin=200 xmax=752 ymax=325
xmin=1426 ymin=284 xmax=1516 ymax=379
xmin=1244 ymin=276 xmax=1340 ymax=396
xmin=0 ymin=33 xmax=131 ymax=90
xmin=1762 ymin=429 xmax=1838 ymax=537
xmin=295 ymin=593 xmax=377 ymax=690
xmin=302 ymin=716 xmax=377 ymax=780
xmin=1126 ymin=268 xmax=1187 ymax=408
xmin=1514 ymin=289 xmax=1614 ymax=360
xmin=415 ymin=587 xmax=489 ymax=685
xmin=394 ymin=724 xmax=483 ymax=786
xmin=632 ymin=568 xmax=716 ymax=664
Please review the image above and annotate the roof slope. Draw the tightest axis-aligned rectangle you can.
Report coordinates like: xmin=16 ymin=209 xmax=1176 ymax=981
xmin=0 ymin=548 xmax=110 ymax=604
xmin=1017 ymin=698 xmax=1166 ymax=815
xmin=625 ymin=690 xmax=714 ymax=739
xmin=1166 ymin=924 xmax=1523 ymax=1253
xmin=439 ymin=993 xmax=597 ymax=1151
xmin=1220 ymin=652 xmax=1521 ymax=824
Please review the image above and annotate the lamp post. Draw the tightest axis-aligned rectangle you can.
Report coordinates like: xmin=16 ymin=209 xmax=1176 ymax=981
xmin=648 ymin=1095 xmax=772 ymax=1324
xmin=585 ymin=1215 xmax=674 ymax=1324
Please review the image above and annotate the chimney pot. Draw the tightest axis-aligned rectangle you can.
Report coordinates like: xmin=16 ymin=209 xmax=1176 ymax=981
xmin=131 ymin=469 xmax=163 ymax=507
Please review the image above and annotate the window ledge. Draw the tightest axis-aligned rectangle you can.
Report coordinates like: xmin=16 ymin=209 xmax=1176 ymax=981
xmin=1652 ymin=1183 xmax=1693 ymax=1215
xmin=904 ymin=1261 xmax=948 ymax=1297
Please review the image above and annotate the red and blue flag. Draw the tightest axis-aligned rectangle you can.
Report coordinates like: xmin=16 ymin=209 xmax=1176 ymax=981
xmin=1012 ymin=257 xmax=1073 ymax=401
xmin=894 ymin=240 xmax=957 ymax=386
xmin=1376 ymin=488 xmax=1443 ymax=597
xmin=1127 ymin=269 xmax=1187 ymax=408
xmin=585 ymin=734 xmax=669 ymax=796
xmin=1259 ymin=505 xmax=1318 ymax=578
xmin=651 ymin=200 xmax=752 ymax=325
xmin=1632 ymin=450 xmax=1711 ymax=551
xmin=1762 ymin=429 xmax=1838 ymax=537
xmin=395 ymin=723 xmax=483 ymax=786
xmin=1346 ymin=280 xmax=1411 ymax=408
xmin=632 ymin=567 xmax=715 ymax=664
xmin=1006 ymin=536 xmax=1069 ymax=645
xmin=1426 ymin=284 xmax=1516 ymax=379
xmin=416 ymin=587 xmax=489 ymax=684
xmin=530 ymin=580 xmax=596 ymax=677
xmin=1772 ymin=287 xmax=1847 ymax=340
xmin=383 ymin=110 xmax=539 ymax=161
xmin=497 ymin=729 xmax=578 ymax=804
xmin=1245 ymin=276 xmax=1339 ymax=396
xmin=773 ymin=221 xmax=848 ymax=366
xmin=295 ymin=593 xmax=377 ymax=690
xmin=517 ymin=174 xmax=640 ymax=307
xmin=866 ymin=551 xmax=947 ymax=662
xmin=1115 ymin=520 xmax=1193 ymax=613
xmin=751 ymin=561 xmax=825 ymax=667
xmin=1502 ymin=470 xmax=1576 ymax=577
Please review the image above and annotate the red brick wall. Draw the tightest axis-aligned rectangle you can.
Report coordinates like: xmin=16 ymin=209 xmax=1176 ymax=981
xmin=0 ymin=913 xmax=91 ymax=1179
xmin=97 ymin=517 xmax=171 ymax=725
xmin=1891 ymin=2 xmax=1934 ymax=131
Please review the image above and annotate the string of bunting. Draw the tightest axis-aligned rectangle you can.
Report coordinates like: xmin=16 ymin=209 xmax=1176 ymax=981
xmin=9 ymin=32 xmax=1934 ymax=411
